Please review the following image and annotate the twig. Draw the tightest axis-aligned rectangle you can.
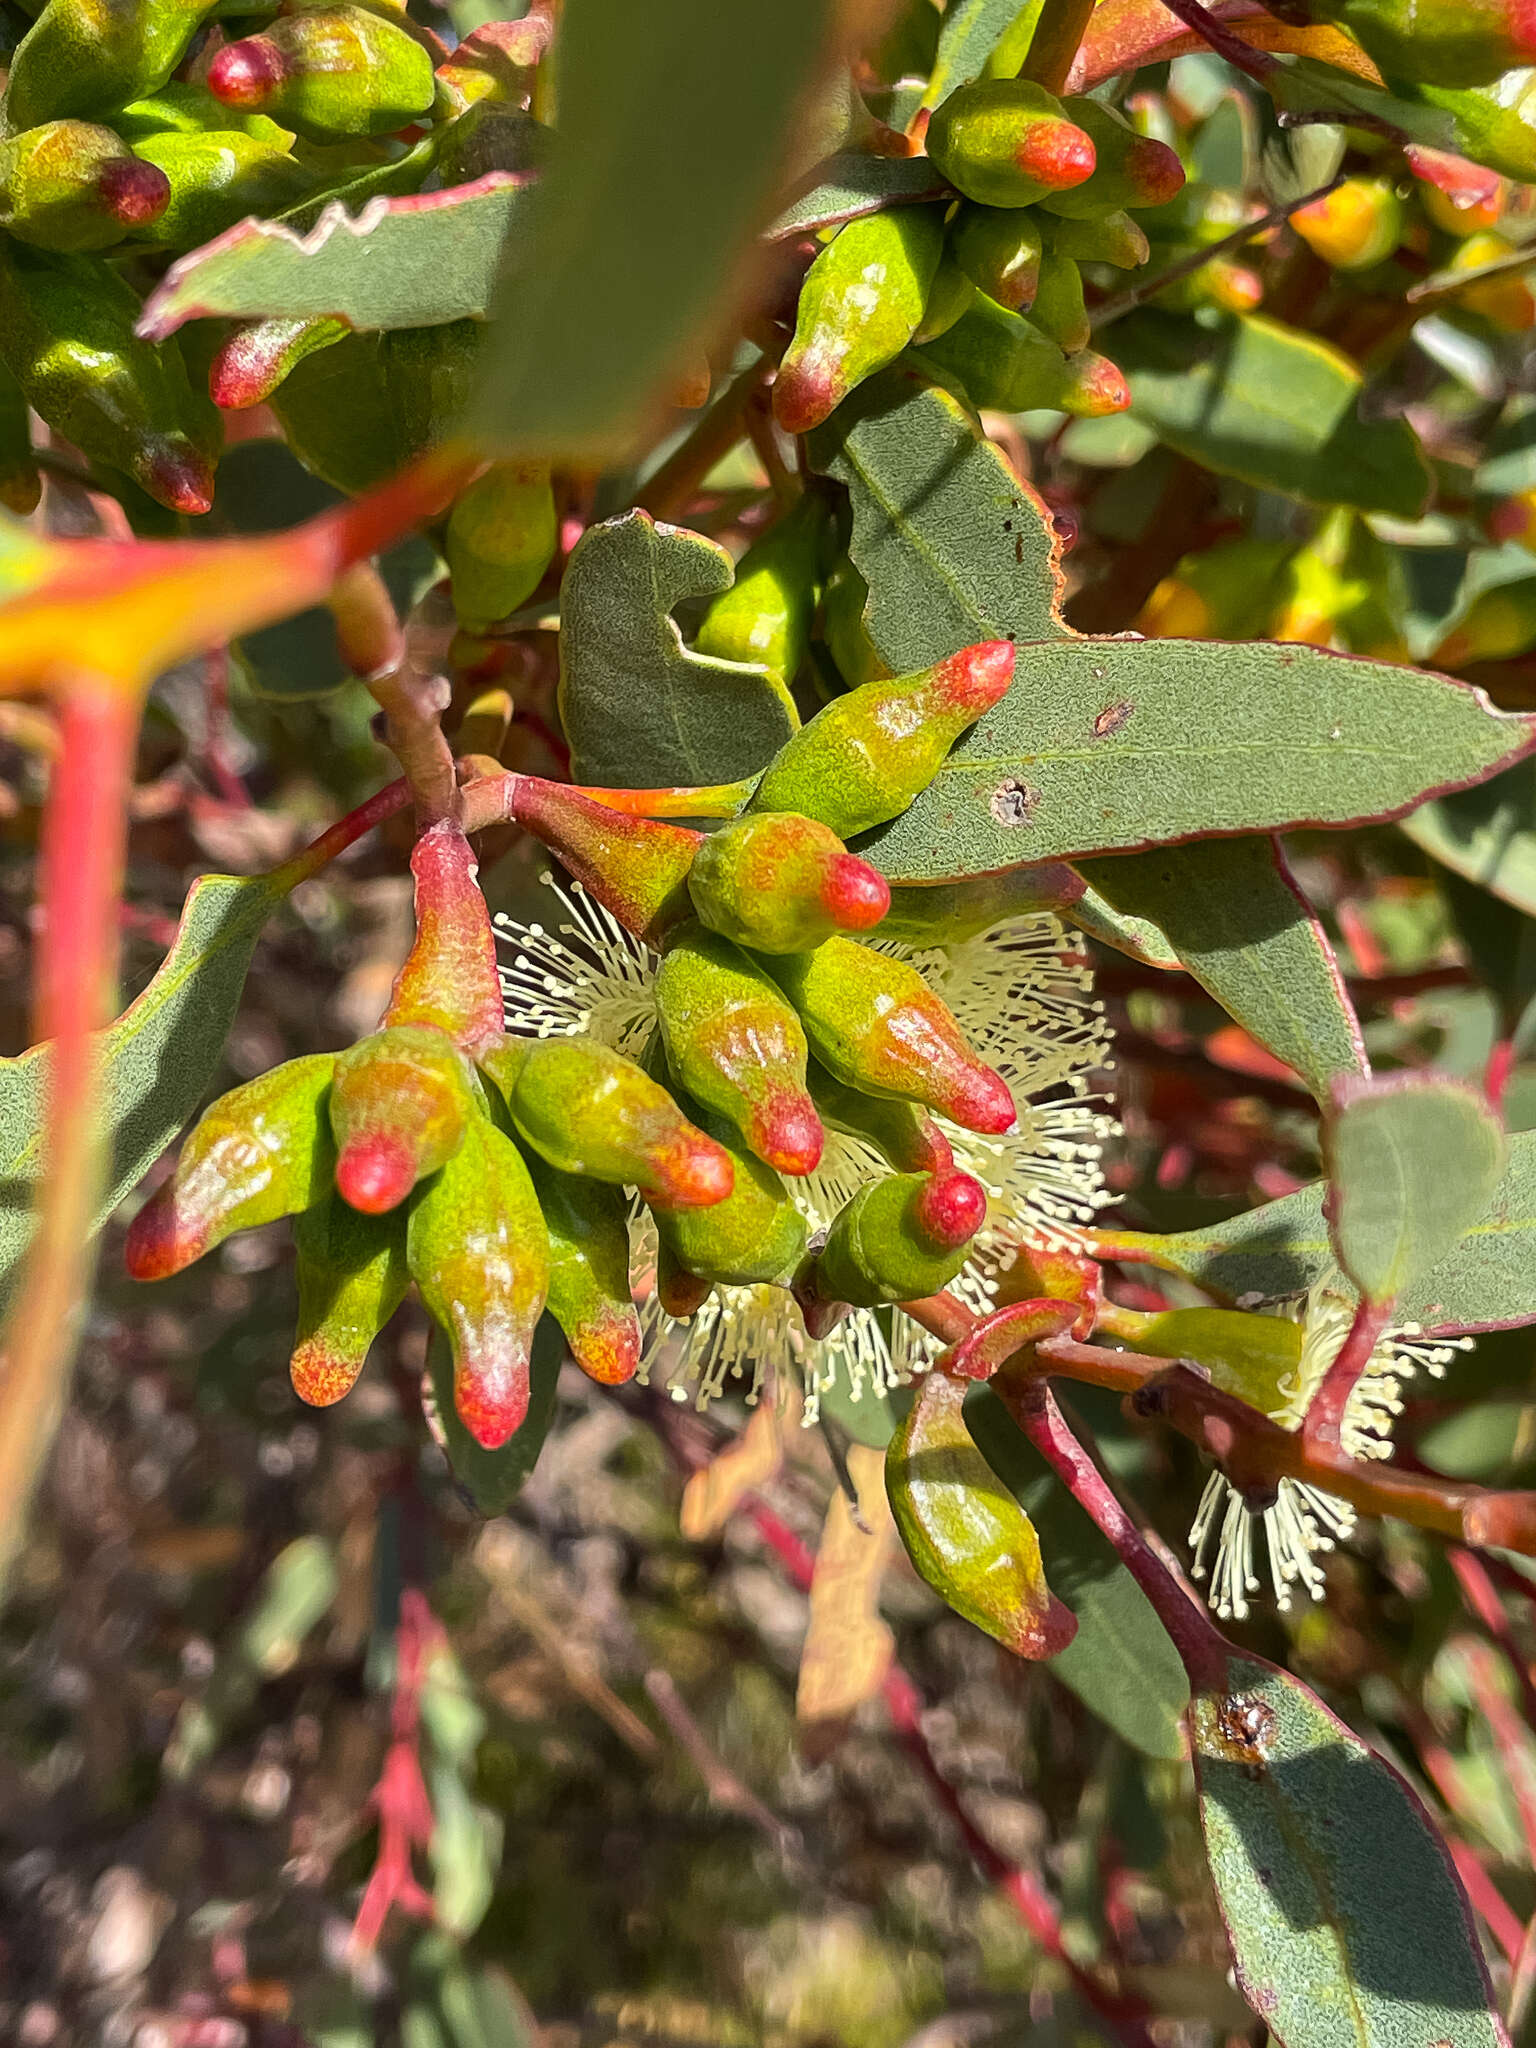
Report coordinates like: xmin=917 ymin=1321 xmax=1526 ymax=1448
xmin=1300 ymin=1295 xmax=1393 ymax=1461
xmin=1153 ymin=0 xmax=1278 ymax=79
xmin=1409 ymin=237 xmax=1536 ymax=305
xmin=1450 ymin=1548 xmax=1536 ymax=1733
xmin=642 ymin=1668 xmax=801 ymax=1854
xmin=1092 ymin=176 xmax=1345 ymax=329
xmin=1020 ymin=0 xmax=1098 ymax=95
xmin=633 ymin=358 xmax=769 ymax=520
xmin=1461 ymin=1636 xmax=1536 ymax=1878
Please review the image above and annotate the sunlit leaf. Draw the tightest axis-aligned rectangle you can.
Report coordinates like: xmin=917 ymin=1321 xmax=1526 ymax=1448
xmin=768 ymin=153 xmax=948 ymax=238
xmin=1402 ymin=758 xmax=1536 ymax=920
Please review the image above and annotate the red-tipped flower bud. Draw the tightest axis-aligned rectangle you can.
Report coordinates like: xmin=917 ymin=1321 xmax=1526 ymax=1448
xmin=290 ymin=1195 xmax=409 ymax=1408
xmin=384 ymin=819 xmax=505 ymax=1052
xmin=805 ymin=1167 xmax=988 ymax=1309
xmin=748 ymin=639 xmax=1013 ymax=841
xmin=927 ymin=79 xmax=1097 ymax=209
xmin=508 ymin=777 xmax=701 ymax=947
xmin=207 ymin=7 xmax=437 ymax=141
xmin=687 ymin=811 xmax=889 ymax=955
xmin=329 ymin=1024 xmax=474 ymax=1216
xmin=522 ymin=1150 xmax=641 ymax=1387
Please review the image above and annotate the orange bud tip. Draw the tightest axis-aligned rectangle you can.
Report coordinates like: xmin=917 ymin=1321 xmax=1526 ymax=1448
xmin=772 ymin=363 xmax=840 ymax=437
xmin=1069 ymin=356 xmax=1131 ymax=416
xmin=137 ymin=441 xmax=214 ymax=516
xmin=945 ymin=1066 xmax=1017 ymax=1136
xmin=652 ymin=1138 xmax=735 ymax=1209
xmin=934 ymin=639 xmax=1015 ymax=715
xmin=1017 ymin=121 xmax=1095 ymax=191
xmin=571 ymin=1312 xmax=642 ymax=1387
xmin=289 ymin=1344 xmax=364 ymax=1408
xmin=124 ymin=1191 xmax=196 ymax=1281
xmin=98 ymin=157 xmax=170 ymax=227
xmin=757 ymin=1098 xmax=825 ymax=1178
xmin=209 ymin=330 xmax=280 ymax=410
xmin=336 ymin=1138 xmax=416 ymax=1215
xmin=914 ymin=1169 xmax=987 ymax=1250
xmin=823 ymin=856 xmax=890 ymax=931
xmin=207 ymin=39 xmax=286 ymax=106
xmin=1128 ymin=138 xmax=1185 ymax=206
xmin=456 ymin=1359 xmax=530 ymax=1448
xmin=1490 ymin=497 xmax=1536 ymax=544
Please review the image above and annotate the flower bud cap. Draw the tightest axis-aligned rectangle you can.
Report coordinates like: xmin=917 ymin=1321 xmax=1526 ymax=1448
xmin=756 ymin=1094 xmax=825 ymax=1177
xmin=1016 ymin=119 xmax=1096 ymax=191
xmin=932 ymin=638 xmax=1014 ymax=715
xmin=97 ymin=155 xmax=170 ymax=226
xmin=207 ymin=38 xmax=289 ymax=107
xmin=822 ymin=855 xmax=890 ymax=931
xmin=335 ymin=1134 xmax=416 ymax=1215
xmin=914 ymin=1168 xmax=988 ymax=1250
xmin=137 ymin=440 xmax=215 ymax=516
xmin=1126 ymin=135 xmax=1184 ymax=205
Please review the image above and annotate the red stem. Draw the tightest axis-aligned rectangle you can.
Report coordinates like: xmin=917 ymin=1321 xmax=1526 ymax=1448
xmin=1302 ymin=1296 xmax=1392 ymax=1460
xmin=1151 ymin=0 xmax=1277 ymax=80
xmin=1450 ymin=1548 xmax=1536 ymax=1732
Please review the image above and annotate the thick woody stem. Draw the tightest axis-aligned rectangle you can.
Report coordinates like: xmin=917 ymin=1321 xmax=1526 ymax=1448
xmin=331 ymin=563 xmax=460 ymax=830
xmin=1021 ymin=0 xmax=1099 ymax=92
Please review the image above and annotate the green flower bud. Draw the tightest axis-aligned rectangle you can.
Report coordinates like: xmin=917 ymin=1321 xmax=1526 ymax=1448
xmin=5 ymin=0 xmax=219 ymax=131
xmin=506 ymin=777 xmax=701 ymax=946
xmin=1039 ymin=98 xmax=1186 ymax=219
xmin=385 ymin=818 xmax=506 ymax=1052
xmin=1123 ymin=1305 xmax=1305 ymax=1415
xmin=878 ymin=863 xmax=1086 ymax=946
xmin=1029 ymin=251 xmax=1090 ymax=353
xmin=648 ymin=1104 xmax=808 ymax=1289
xmin=0 ymin=241 xmax=218 ymax=512
xmin=206 ymin=6 xmax=437 ymax=142
xmin=887 ymin=1369 xmax=1077 ymax=1657
xmin=927 ymin=79 xmax=1097 ymax=209
xmin=821 ymin=553 xmax=888 ymax=689
xmin=808 ymin=1167 xmax=988 ymax=1308
xmin=478 ymin=1035 xmax=734 ymax=1210
xmin=774 ymin=206 xmax=946 ymax=435
xmin=1041 ymin=209 xmax=1150 ymax=269
xmin=806 ymin=1061 xmax=955 ymax=1175
xmin=125 ymin=1054 xmax=335 ymax=1279
xmin=407 ymin=1109 xmax=551 ymax=1448
xmin=950 ymin=203 xmax=1044 ymax=311
xmin=687 ymin=811 xmax=890 ymax=955
xmin=329 ymin=1023 xmax=475 ymax=1216
xmin=268 ymin=323 xmax=481 ymax=495
xmin=747 ymin=639 xmax=1014 ymax=839
xmin=208 ymin=313 xmax=352 ymax=410
xmin=654 ymin=923 xmax=824 ymax=1176
xmin=912 ymin=255 xmax=978 ymax=343
xmin=0 ymin=120 xmax=170 ymax=251
xmin=112 ymin=81 xmax=298 ymax=143
xmin=918 ymin=293 xmax=1129 ymax=416
xmin=767 ymin=937 xmax=1016 ymax=1135
xmin=446 ymin=460 xmax=558 ymax=632
xmin=289 ymin=1194 xmax=409 ymax=1408
xmin=0 ymin=358 xmax=39 ymax=515
xmin=695 ymin=493 xmax=826 ymax=693
xmin=522 ymin=1148 xmax=640 ymax=1387
xmin=126 ymin=128 xmax=315 ymax=249
xmin=1281 ymin=0 xmax=1536 ymax=89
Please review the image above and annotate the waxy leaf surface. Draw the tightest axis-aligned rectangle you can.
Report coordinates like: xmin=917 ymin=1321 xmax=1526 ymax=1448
xmin=559 ymin=511 xmax=796 ymax=786
xmin=855 ymin=638 xmax=1535 ymax=880
xmin=1194 ymin=1654 xmax=1506 ymax=2048
xmin=139 ymin=176 xmax=535 ymax=341
xmin=768 ymin=155 xmax=949 ymax=239
xmin=921 ymin=0 xmax=1037 ymax=107
xmin=1092 ymin=1129 xmax=1536 ymax=1334
xmin=1324 ymin=1076 xmax=1507 ymax=1308
xmin=1079 ymin=838 xmax=1366 ymax=1102
xmin=1402 ymin=758 xmax=1536 ymax=919
xmin=1119 ymin=312 xmax=1432 ymax=517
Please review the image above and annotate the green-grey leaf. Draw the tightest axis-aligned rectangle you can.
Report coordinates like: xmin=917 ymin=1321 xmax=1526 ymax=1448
xmin=1078 ymin=838 xmax=1366 ymax=1102
xmin=1064 ymin=883 xmax=1183 ymax=969
xmin=425 ymin=1317 xmax=564 ymax=1515
xmin=139 ymin=174 xmax=533 ymax=341
xmin=922 ymin=0 xmax=1037 ymax=110
xmin=966 ymin=1385 xmax=1188 ymax=1759
xmin=1193 ymin=1653 xmax=1505 ymax=2048
xmin=1402 ymin=758 xmax=1536 ymax=919
xmin=1325 ymin=1076 xmax=1507 ymax=1307
xmin=854 ymin=636 xmax=1535 ymax=880
xmin=557 ymin=510 xmax=797 ymax=786
xmin=1118 ymin=312 xmax=1433 ymax=519
xmin=471 ymin=0 xmax=836 ymax=455
xmin=810 ymin=361 xmax=1069 ymax=669
xmin=0 ymin=869 xmax=286 ymax=1316
xmin=768 ymin=154 xmax=949 ymax=238
xmin=1093 ymin=1128 xmax=1536 ymax=1334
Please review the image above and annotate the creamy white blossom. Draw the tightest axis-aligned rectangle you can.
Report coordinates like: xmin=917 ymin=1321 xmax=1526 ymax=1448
xmin=496 ymin=875 xmax=1114 ymax=1422
xmin=1189 ymin=1281 xmax=1473 ymax=1621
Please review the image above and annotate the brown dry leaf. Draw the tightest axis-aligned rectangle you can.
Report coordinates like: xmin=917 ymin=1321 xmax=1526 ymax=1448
xmin=679 ymin=1394 xmax=790 ymax=1541
xmin=796 ymin=1442 xmax=895 ymax=1751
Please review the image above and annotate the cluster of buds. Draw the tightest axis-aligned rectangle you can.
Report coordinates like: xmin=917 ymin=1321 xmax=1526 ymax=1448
xmin=125 ymin=640 xmax=1049 ymax=1446
xmin=773 ymin=75 xmax=1186 ymax=438
xmin=0 ymin=2 xmax=549 ymax=516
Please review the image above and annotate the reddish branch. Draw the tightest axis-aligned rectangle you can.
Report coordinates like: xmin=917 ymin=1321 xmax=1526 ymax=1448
xmin=351 ymin=1588 xmax=440 ymax=1952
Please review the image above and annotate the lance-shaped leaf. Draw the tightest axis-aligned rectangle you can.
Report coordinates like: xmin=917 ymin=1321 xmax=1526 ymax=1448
xmin=1117 ymin=312 xmax=1432 ymax=518
xmin=0 ymin=869 xmax=289 ymax=1314
xmin=1192 ymin=1653 xmax=1507 ymax=2048
xmin=967 ymin=1385 xmax=1188 ymax=1758
xmin=471 ymin=0 xmax=840 ymax=455
xmin=1402 ymin=757 xmax=1536 ymax=920
xmin=424 ymin=1317 xmax=564 ymax=1515
xmin=1088 ymin=1129 xmax=1536 ymax=1335
xmin=558 ymin=511 xmax=797 ymax=786
xmin=811 ymin=364 xmax=1069 ymax=669
xmin=767 ymin=155 xmax=949 ymax=239
xmin=854 ymin=637 xmax=1535 ymax=880
xmin=138 ymin=175 xmax=537 ymax=342
xmin=886 ymin=1369 xmax=1077 ymax=1659
xmin=1323 ymin=1074 xmax=1507 ymax=1309
xmin=1078 ymin=838 xmax=1366 ymax=1102
xmin=921 ymin=0 xmax=1039 ymax=110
